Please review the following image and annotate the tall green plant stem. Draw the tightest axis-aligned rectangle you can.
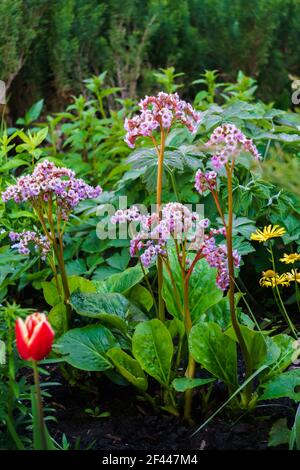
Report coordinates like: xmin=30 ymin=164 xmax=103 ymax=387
xmin=48 ymin=208 xmax=71 ymax=326
xmin=32 ymin=361 xmax=47 ymax=450
xmin=36 ymin=201 xmax=71 ymax=330
xmin=156 ymin=128 xmax=166 ymax=322
xmin=225 ymin=163 xmax=252 ymax=404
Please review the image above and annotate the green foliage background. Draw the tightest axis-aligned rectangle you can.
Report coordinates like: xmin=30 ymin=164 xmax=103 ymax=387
xmin=2 ymin=0 xmax=300 ymax=117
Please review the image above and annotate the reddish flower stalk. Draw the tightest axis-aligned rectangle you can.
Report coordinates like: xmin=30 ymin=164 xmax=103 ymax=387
xmin=195 ymin=123 xmax=261 ymax=405
xmin=124 ymin=92 xmax=201 ymax=322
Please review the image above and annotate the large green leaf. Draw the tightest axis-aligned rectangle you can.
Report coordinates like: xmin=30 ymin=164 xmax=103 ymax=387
xmin=70 ymin=291 xmax=145 ymax=333
xmin=106 ymin=249 xmax=130 ymax=271
xmin=48 ymin=302 xmax=67 ymax=336
xmin=259 ymin=370 xmax=300 ymax=401
xmin=55 ymin=325 xmax=119 ymax=371
xmin=128 ymin=285 xmax=153 ymax=312
xmin=42 ymin=281 xmax=61 ymax=307
xmin=262 ymin=334 xmax=300 ymax=381
xmin=200 ymin=294 xmax=244 ymax=329
xmin=189 ymin=322 xmax=238 ymax=387
xmin=106 ymin=348 xmax=148 ymax=392
xmin=162 ymin=250 xmax=223 ymax=322
xmin=94 ymin=265 xmax=145 ymax=294
xmin=42 ymin=275 xmax=96 ymax=307
xmin=132 ymin=319 xmax=173 ymax=386
xmin=225 ymin=325 xmax=267 ymax=370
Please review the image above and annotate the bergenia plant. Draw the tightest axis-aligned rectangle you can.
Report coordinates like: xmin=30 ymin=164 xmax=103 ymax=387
xmin=112 ymin=202 xmax=240 ymax=421
xmin=2 ymin=160 xmax=102 ymax=330
xmin=124 ymin=92 xmax=201 ymax=322
xmin=195 ymin=123 xmax=261 ymax=405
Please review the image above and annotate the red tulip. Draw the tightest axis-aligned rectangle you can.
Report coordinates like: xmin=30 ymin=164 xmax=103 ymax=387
xmin=15 ymin=313 xmax=54 ymax=361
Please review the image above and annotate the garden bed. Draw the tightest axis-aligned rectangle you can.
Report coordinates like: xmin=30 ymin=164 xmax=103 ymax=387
xmin=46 ymin=368 xmax=294 ymax=451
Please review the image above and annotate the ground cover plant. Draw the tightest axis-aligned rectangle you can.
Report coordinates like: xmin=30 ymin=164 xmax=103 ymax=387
xmin=0 ymin=65 xmax=300 ymax=452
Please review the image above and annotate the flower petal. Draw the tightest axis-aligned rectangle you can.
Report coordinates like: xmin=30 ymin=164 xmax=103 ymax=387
xmin=28 ymin=319 xmax=54 ymax=361
xmin=15 ymin=318 xmax=30 ymax=360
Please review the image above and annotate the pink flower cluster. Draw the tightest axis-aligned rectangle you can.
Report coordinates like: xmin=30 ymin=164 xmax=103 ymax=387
xmin=111 ymin=203 xmax=240 ymax=290
xmin=206 ymin=123 xmax=260 ymax=171
xmin=202 ymin=235 xmax=240 ymax=290
xmin=111 ymin=206 xmax=145 ymax=225
xmin=124 ymin=92 xmax=201 ymax=148
xmin=195 ymin=170 xmax=217 ymax=194
xmin=9 ymin=231 xmax=51 ymax=260
xmin=112 ymin=203 xmax=204 ymax=267
xmin=2 ymin=160 xmax=102 ymax=220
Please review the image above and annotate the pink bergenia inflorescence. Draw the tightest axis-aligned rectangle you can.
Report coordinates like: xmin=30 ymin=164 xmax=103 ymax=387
xmin=206 ymin=123 xmax=260 ymax=171
xmin=9 ymin=230 xmax=51 ymax=260
xmin=194 ymin=170 xmax=217 ymax=194
xmin=124 ymin=92 xmax=201 ymax=148
xmin=202 ymin=235 xmax=240 ymax=290
xmin=2 ymin=160 xmax=102 ymax=220
xmin=111 ymin=203 xmax=240 ymax=290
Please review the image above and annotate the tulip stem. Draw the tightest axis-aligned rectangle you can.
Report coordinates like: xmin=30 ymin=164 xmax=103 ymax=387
xmin=32 ymin=361 xmax=48 ymax=451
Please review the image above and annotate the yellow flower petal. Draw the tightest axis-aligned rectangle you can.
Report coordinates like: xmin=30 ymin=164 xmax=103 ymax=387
xmin=251 ymin=225 xmax=286 ymax=243
xmin=280 ymin=253 xmax=300 ymax=264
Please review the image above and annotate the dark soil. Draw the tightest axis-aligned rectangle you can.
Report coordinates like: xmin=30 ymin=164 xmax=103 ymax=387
xmin=46 ymin=369 xmax=294 ymax=451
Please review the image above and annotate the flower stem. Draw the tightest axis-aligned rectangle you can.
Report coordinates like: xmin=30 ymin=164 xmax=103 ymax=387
xmin=211 ymin=189 xmax=226 ymax=227
xmin=156 ymin=128 xmax=166 ymax=322
xmin=32 ymin=361 xmax=47 ymax=450
xmin=169 ymin=168 xmax=180 ymax=201
xmin=48 ymin=204 xmax=71 ymax=330
xmin=162 ymin=256 xmax=184 ymax=317
xmin=183 ymin=273 xmax=195 ymax=423
xmin=226 ymin=163 xmax=252 ymax=404
xmin=139 ymin=258 xmax=158 ymax=317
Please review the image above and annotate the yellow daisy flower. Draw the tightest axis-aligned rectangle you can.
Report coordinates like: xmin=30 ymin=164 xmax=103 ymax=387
xmin=280 ymin=253 xmax=300 ymax=264
xmin=285 ymin=269 xmax=300 ymax=284
xmin=250 ymin=225 xmax=286 ymax=243
xmin=259 ymin=270 xmax=290 ymax=288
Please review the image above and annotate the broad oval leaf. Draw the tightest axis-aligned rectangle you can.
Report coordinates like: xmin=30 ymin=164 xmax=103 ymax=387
xmin=263 ymin=334 xmax=300 ymax=381
xmin=132 ymin=319 xmax=173 ymax=386
xmin=225 ymin=324 xmax=267 ymax=370
xmin=70 ymin=290 xmax=145 ymax=332
xmin=106 ymin=348 xmax=148 ymax=391
xmin=128 ymin=285 xmax=153 ymax=312
xmin=259 ymin=370 xmax=300 ymax=402
xmin=48 ymin=302 xmax=66 ymax=336
xmin=94 ymin=265 xmax=146 ymax=294
xmin=54 ymin=325 xmax=119 ymax=371
xmin=189 ymin=321 xmax=238 ymax=387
